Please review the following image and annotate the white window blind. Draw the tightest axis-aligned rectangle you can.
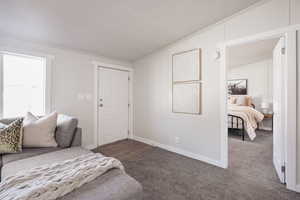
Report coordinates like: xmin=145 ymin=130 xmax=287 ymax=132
xmin=0 ymin=52 xmax=51 ymax=118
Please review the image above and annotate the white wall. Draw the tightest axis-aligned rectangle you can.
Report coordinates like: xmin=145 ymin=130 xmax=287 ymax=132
xmin=291 ymin=1 xmax=300 ymax=187
xmin=228 ymin=59 xmax=273 ymax=107
xmin=297 ymin=31 xmax=300 ymax=189
xmin=134 ymin=24 xmax=225 ymax=164
xmin=0 ymin=36 xmax=132 ymax=148
xmin=291 ymin=0 xmax=300 ymax=25
xmin=133 ymin=0 xmax=300 ymax=186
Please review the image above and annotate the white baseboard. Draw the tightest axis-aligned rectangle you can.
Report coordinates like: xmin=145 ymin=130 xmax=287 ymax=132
xmin=259 ymin=126 xmax=272 ymax=131
xmin=133 ymin=135 xmax=224 ymax=168
xmin=84 ymin=143 xmax=97 ymax=150
xmin=295 ymin=184 xmax=300 ymax=193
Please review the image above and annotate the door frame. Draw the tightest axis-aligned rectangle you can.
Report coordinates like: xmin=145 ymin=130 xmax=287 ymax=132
xmin=92 ymin=61 xmax=133 ymax=148
xmin=218 ymin=25 xmax=298 ymax=191
xmin=272 ymin=37 xmax=287 ymax=183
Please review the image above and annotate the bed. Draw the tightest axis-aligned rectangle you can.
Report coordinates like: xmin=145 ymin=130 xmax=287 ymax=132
xmin=228 ymin=96 xmax=264 ymax=141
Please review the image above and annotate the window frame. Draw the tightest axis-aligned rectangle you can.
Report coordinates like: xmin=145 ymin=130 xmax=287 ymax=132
xmin=0 ymin=50 xmax=53 ymax=118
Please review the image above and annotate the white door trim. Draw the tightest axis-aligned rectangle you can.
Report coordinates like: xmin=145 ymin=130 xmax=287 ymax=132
xmin=218 ymin=25 xmax=298 ymax=192
xmin=92 ymin=61 xmax=133 ymax=149
xmin=296 ymin=184 xmax=300 ymax=193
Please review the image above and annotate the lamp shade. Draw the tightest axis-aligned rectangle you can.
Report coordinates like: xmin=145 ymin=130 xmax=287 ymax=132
xmin=261 ymin=102 xmax=269 ymax=109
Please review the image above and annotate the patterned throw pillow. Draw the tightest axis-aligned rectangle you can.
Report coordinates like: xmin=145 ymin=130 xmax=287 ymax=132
xmin=0 ymin=118 xmax=23 ymax=154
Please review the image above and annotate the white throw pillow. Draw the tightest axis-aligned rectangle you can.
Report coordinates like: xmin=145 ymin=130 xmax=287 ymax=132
xmin=23 ymin=112 xmax=58 ymax=147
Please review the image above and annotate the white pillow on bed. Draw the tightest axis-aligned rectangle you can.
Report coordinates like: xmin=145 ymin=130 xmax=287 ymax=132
xmin=22 ymin=112 xmax=58 ymax=147
xmin=236 ymin=96 xmax=247 ymax=106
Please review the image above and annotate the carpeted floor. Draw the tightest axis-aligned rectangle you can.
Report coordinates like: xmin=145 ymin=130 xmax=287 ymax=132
xmin=95 ymin=130 xmax=300 ymax=200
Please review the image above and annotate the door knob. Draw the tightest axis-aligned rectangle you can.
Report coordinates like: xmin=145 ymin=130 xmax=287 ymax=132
xmin=99 ymin=104 xmax=103 ymax=107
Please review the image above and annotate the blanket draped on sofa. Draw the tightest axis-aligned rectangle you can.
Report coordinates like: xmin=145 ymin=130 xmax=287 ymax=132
xmin=0 ymin=153 xmax=124 ymax=200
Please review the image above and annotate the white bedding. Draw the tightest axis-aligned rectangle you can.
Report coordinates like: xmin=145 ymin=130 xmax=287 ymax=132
xmin=228 ymin=104 xmax=264 ymax=140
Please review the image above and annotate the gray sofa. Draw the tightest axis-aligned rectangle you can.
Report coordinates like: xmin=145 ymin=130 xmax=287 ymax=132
xmin=0 ymin=115 xmax=143 ymax=200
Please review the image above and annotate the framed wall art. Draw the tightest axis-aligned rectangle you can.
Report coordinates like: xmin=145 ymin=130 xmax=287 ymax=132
xmin=172 ymin=48 xmax=202 ymax=114
xmin=228 ymin=79 xmax=247 ymax=95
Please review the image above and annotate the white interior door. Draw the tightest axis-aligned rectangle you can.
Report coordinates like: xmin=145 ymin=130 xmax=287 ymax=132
xmin=98 ymin=67 xmax=129 ymax=145
xmin=272 ymin=37 xmax=286 ymax=183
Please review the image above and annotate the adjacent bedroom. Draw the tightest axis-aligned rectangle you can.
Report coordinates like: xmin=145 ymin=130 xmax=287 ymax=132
xmin=226 ymin=38 xmax=286 ymax=183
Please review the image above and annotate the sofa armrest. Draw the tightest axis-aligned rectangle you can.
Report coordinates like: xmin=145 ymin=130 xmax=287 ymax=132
xmin=71 ymin=128 xmax=82 ymax=147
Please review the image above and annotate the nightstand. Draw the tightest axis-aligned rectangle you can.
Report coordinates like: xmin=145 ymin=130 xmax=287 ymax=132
xmin=261 ymin=112 xmax=273 ymax=131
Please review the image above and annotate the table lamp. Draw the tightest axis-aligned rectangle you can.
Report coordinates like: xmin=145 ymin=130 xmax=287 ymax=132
xmin=261 ymin=102 xmax=269 ymax=113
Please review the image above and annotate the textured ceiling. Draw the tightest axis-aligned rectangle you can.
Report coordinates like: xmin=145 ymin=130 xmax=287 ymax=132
xmin=0 ymin=0 xmax=262 ymax=61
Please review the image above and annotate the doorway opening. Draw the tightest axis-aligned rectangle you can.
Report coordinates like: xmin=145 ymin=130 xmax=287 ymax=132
xmin=219 ymin=28 xmax=297 ymax=191
xmin=226 ymin=37 xmax=285 ymax=184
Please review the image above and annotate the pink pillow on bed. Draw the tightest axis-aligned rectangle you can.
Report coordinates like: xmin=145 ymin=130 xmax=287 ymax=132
xmin=228 ymin=96 xmax=237 ymax=104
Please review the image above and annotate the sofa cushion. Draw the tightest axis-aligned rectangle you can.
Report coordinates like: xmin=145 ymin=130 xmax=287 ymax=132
xmin=1 ymin=147 xmax=143 ymax=200
xmin=56 ymin=115 xmax=78 ymax=147
xmin=0 ymin=122 xmax=7 ymax=129
xmin=0 ymin=114 xmax=79 ymax=148
xmin=0 ymin=118 xmax=19 ymax=125
xmin=2 ymin=147 xmax=90 ymax=179
xmin=2 ymin=147 xmax=62 ymax=165
xmin=59 ymin=169 xmax=143 ymax=200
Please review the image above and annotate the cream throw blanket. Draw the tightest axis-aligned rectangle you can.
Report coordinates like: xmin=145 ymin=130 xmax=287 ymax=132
xmin=228 ymin=105 xmax=264 ymax=140
xmin=0 ymin=153 xmax=124 ymax=200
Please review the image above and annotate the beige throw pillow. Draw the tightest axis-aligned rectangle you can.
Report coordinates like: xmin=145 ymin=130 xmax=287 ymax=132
xmin=23 ymin=112 xmax=58 ymax=147
xmin=228 ymin=96 xmax=237 ymax=104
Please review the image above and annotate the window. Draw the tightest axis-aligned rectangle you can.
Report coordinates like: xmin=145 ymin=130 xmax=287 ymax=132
xmin=0 ymin=52 xmax=51 ymax=118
